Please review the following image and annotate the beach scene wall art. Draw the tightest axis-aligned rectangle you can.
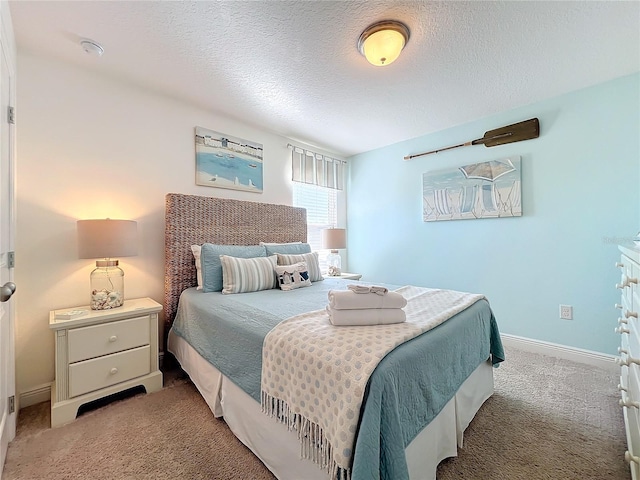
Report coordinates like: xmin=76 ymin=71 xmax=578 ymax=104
xmin=422 ymin=156 xmax=522 ymax=222
xmin=195 ymin=126 xmax=263 ymax=193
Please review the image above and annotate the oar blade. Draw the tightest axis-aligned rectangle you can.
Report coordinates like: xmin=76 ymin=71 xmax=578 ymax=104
xmin=404 ymin=117 xmax=540 ymax=160
xmin=481 ymin=118 xmax=540 ymax=147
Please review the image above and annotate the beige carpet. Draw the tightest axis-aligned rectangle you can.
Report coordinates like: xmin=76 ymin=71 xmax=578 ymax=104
xmin=3 ymin=346 xmax=629 ymax=480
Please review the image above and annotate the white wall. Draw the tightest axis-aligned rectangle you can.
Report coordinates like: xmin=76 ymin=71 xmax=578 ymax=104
xmin=14 ymin=52 xmax=341 ymax=403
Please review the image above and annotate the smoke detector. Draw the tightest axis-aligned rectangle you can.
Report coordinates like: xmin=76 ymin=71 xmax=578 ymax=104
xmin=80 ymin=39 xmax=104 ymax=57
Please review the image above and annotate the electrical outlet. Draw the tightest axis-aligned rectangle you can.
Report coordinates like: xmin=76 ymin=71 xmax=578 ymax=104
xmin=560 ymin=305 xmax=573 ymax=320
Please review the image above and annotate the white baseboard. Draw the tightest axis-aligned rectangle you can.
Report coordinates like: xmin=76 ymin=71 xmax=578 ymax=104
xmin=19 ymin=383 xmax=51 ymax=409
xmin=19 ymin=342 xmax=615 ymax=409
xmin=501 ymin=333 xmax=618 ymax=373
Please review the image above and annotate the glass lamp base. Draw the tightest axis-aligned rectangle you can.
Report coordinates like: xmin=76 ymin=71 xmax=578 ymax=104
xmin=90 ymin=261 xmax=125 ymax=310
xmin=327 ymin=250 xmax=342 ymax=276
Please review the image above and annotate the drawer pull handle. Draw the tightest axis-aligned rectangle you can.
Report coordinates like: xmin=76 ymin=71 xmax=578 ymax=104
xmin=617 ymin=356 xmax=640 ymax=366
xmin=619 ymin=384 xmax=628 ymax=392
xmin=616 ymin=304 xmax=623 ymax=309
xmin=616 ymin=326 xmax=630 ymax=334
xmin=619 ymin=318 xmax=629 ymax=325
xmin=619 ymin=347 xmax=628 ymax=354
xmin=109 ymin=335 xmax=118 ymax=342
xmin=616 ymin=262 xmax=625 ymax=268
xmin=110 ymin=367 xmax=118 ymax=375
xmin=620 ymin=399 xmax=640 ymax=409
xmin=626 ymin=311 xmax=639 ymax=319
xmin=626 ymin=451 xmax=640 ymax=465
xmin=617 ymin=275 xmax=639 ymax=289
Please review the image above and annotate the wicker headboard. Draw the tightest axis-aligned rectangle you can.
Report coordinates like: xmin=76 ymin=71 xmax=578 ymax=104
xmin=164 ymin=193 xmax=307 ymax=329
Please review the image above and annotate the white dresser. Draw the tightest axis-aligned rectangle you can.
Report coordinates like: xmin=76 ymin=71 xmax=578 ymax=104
xmin=617 ymin=245 xmax=640 ymax=479
xmin=49 ymin=297 xmax=163 ymax=427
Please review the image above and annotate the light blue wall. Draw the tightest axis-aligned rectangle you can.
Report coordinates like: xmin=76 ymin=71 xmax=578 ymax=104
xmin=347 ymin=73 xmax=640 ymax=355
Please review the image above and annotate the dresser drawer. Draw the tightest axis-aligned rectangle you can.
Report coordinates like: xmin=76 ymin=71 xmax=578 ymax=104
xmin=623 ymin=371 xmax=640 ymax=480
xmin=621 ymin=254 xmax=633 ymax=308
xmin=632 ymin=259 xmax=640 ymax=312
xmin=69 ymin=345 xmax=151 ymax=397
xmin=68 ymin=315 xmax=150 ymax=363
xmin=624 ymin=406 xmax=640 ymax=480
xmin=624 ymin=320 xmax=640 ymax=362
xmin=629 ymin=363 xmax=640 ymax=403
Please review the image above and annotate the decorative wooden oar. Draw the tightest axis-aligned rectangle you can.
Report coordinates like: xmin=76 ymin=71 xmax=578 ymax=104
xmin=403 ymin=118 xmax=539 ymax=161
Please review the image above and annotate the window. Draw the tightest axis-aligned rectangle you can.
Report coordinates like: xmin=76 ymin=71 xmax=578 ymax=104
xmin=293 ymin=182 xmax=337 ymax=271
xmin=289 ymin=143 xmax=346 ymax=273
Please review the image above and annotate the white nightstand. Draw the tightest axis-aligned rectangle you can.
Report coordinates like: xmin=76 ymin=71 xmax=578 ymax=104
xmin=49 ymin=297 xmax=163 ymax=427
xmin=323 ymin=272 xmax=362 ymax=280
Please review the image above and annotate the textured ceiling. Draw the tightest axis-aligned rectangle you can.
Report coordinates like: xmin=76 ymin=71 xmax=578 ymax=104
xmin=9 ymin=1 xmax=640 ymax=157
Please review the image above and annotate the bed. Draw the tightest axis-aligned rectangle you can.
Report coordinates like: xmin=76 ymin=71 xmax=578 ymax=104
xmin=163 ymin=193 xmax=504 ymax=480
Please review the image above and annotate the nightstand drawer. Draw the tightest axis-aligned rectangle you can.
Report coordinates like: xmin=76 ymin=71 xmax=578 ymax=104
xmin=69 ymin=345 xmax=151 ymax=397
xmin=68 ymin=315 xmax=150 ymax=363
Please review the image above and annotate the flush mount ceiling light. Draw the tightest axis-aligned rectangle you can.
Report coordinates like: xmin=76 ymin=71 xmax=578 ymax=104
xmin=80 ymin=39 xmax=104 ymax=57
xmin=358 ymin=20 xmax=410 ymax=67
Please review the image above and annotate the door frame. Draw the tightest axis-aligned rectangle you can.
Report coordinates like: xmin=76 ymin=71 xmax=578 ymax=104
xmin=0 ymin=1 xmax=17 ymax=476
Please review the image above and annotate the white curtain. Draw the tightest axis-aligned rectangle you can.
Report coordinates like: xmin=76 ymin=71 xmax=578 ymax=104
xmin=290 ymin=145 xmax=346 ymax=190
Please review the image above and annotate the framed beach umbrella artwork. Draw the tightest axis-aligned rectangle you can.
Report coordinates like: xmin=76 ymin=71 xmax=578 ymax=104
xmin=195 ymin=126 xmax=264 ymax=193
xmin=422 ymin=156 xmax=522 ymax=222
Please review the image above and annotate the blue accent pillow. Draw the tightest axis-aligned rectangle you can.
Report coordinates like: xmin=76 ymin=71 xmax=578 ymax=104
xmin=201 ymin=244 xmax=267 ymax=292
xmin=263 ymin=243 xmax=312 ymax=256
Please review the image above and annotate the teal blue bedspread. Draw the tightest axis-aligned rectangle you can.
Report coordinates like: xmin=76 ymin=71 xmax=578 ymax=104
xmin=169 ymin=279 xmax=504 ymax=480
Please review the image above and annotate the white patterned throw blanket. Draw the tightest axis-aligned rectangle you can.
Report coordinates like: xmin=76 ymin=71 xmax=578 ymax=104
xmin=261 ymin=286 xmax=485 ymax=479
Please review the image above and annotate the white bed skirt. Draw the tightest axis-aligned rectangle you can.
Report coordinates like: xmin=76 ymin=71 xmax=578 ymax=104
xmin=168 ymin=330 xmax=494 ymax=480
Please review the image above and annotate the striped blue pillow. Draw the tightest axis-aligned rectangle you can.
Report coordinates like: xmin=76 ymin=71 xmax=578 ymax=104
xmin=276 ymin=252 xmax=323 ymax=282
xmin=220 ymin=254 xmax=278 ymax=294
xmin=201 ymin=244 xmax=267 ymax=292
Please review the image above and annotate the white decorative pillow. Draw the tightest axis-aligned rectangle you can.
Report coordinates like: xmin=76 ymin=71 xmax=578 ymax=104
xmin=276 ymin=252 xmax=323 ymax=282
xmin=275 ymin=262 xmax=312 ymax=291
xmin=191 ymin=245 xmax=202 ymax=290
xmin=220 ymin=254 xmax=277 ymax=294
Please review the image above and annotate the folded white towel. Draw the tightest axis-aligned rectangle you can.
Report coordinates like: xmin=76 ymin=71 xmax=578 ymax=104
xmin=347 ymin=284 xmax=389 ymax=296
xmin=347 ymin=284 xmax=371 ymax=294
xmin=328 ymin=289 xmax=407 ymax=310
xmin=326 ymin=306 xmax=407 ymax=326
xmin=369 ymin=285 xmax=389 ymax=295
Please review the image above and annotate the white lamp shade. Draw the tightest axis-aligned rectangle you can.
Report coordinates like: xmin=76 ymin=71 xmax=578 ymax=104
xmin=322 ymin=228 xmax=346 ymax=250
xmin=77 ymin=219 xmax=138 ymax=259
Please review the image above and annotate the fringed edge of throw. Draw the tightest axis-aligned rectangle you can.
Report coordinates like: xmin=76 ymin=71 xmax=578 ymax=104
xmin=262 ymin=391 xmax=352 ymax=480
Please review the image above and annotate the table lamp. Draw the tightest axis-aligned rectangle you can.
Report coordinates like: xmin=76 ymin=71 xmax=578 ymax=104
xmin=322 ymin=228 xmax=346 ymax=276
xmin=77 ymin=219 xmax=138 ymax=310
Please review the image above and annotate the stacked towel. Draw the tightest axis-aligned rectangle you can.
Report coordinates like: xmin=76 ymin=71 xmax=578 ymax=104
xmin=327 ymin=285 xmax=407 ymax=326
xmin=326 ymin=306 xmax=407 ymax=326
xmin=347 ymin=284 xmax=389 ymax=295
xmin=328 ymin=288 xmax=407 ymax=310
